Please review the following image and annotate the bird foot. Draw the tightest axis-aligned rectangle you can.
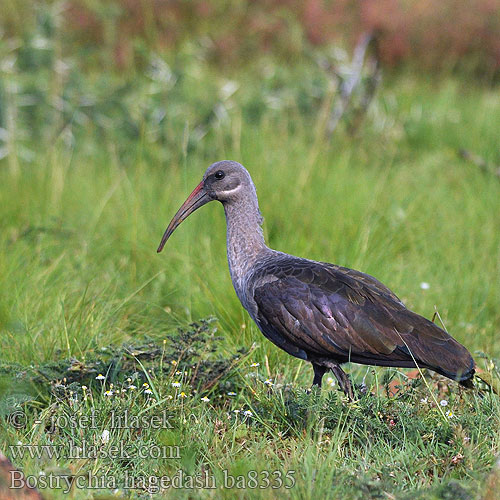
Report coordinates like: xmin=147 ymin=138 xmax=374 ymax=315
xmin=313 ymin=359 xmax=355 ymax=401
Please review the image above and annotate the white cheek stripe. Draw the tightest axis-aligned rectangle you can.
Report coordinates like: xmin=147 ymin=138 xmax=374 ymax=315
xmin=222 ymin=185 xmax=242 ymax=196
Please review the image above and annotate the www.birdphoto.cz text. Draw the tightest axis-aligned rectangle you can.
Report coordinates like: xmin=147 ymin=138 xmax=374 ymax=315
xmin=10 ymin=470 xmax=297 ymax=494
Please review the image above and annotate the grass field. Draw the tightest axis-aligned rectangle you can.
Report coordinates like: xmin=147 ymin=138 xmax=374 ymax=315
xmin=0 ymin=57 xmax=500 ymax=499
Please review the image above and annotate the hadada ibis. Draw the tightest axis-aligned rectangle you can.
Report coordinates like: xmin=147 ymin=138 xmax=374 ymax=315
xmin=157 ymin=161 xmax=475 ymax=398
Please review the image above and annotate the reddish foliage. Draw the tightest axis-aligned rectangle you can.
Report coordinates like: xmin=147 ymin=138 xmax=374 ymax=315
xmin=0 ymin=452 xmax=43 ymax=500
xmin=383 ymin=369 xmax=421 ymax=397
xmin=63 ymin=0 xmax=500 ymax=72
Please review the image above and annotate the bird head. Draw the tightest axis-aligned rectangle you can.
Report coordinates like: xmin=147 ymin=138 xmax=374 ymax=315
xmin=157 ymin=160 xmax=253 ymax=252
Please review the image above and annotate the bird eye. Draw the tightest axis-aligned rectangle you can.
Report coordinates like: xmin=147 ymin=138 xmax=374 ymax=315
xmin=214 ymin=170 xmax=225 ymax=180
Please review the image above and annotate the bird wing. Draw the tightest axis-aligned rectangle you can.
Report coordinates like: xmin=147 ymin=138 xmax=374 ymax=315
xmin=251 ymin=257 xmax=474 ymax=381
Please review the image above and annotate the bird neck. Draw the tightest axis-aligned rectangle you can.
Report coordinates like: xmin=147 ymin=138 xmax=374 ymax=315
xmin=223 ymin=195 xmax=268 ymax=292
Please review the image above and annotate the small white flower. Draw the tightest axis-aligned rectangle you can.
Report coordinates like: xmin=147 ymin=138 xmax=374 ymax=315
xmin=128 ymin=385 xmax=136 ymax=390
xmin=178 ymin=392 xmax=187 ymax=398
xmin=201 ymin=397 xmax=210 ymax=402
xmin=81 ymin=385 xmax=87 ymax=390
xmin=104 ymin=390 xmax=113 ymax=397
xmin=233 ymin=409 xmax=240 ymax=414
xmin=250 ymin=362 xmax=260 ymax=367
xmin=440 ymin=400 xmax=448 ymax=407
xmin=264 ymin=379 xmax=273 ymax=386
xmin=326 ymin=377 xmax=335 ymax=387
xmin=172 ymin=382 xmax=181 ymax=388
xmin=243 ymin=410 xmax=252 ymax=417
xmin=144 ymin=389 xmax=153 ymax=395
xmin=101 ymin=430 xmax=110 ymax=443
xmin=420 ymin=282 xmax=430 ymax=290
xmin=166 ymin=395 xmax=173 ymax=400
xmin=446 ymin=410 xmax=454 ymax=419
xmin=227 ymin=392 xmax=237 ymax=396
xmin=96 ymin=374 xmax=105 ymax=380
xmin=420 ymin=398 xmax=428 ymax=404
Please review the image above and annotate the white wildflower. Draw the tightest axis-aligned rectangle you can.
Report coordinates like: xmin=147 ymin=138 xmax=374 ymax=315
xmin=101 ymin=430 xmax=110 ymax=444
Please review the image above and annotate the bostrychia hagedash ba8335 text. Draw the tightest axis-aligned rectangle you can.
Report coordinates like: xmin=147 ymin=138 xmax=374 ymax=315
xmin=157 ymin=161 xmax=475 ymax=398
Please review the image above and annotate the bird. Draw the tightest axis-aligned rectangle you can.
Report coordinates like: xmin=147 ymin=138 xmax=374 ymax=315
xmin=157 ymin=161 xmax=475 ymax=399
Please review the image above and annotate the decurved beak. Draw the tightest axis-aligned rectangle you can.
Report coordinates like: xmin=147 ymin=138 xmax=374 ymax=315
xmin=157 ymin=181 xmax=210 ymax=253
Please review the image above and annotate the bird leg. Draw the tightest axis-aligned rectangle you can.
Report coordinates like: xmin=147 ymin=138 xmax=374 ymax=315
xmin=331 ymin=364 xmax=354 ymax=400
xmin=321 ymin=361 xmax=354 ymax=400
xmin=312 ymin=364 xmax=327 ymax=387
xmin=312 ymin=360 xmax=355 ymax=400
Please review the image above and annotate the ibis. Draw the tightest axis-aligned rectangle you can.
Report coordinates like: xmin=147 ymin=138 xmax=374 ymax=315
xmin=157 ymin=161 xmax=475 ymax=398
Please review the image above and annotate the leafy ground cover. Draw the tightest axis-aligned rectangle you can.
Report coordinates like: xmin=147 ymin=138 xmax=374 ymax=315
xmin=0 ymin=12 xmax=499 ymax=497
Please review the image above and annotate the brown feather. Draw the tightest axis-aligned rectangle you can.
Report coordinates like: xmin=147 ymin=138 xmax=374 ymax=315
xmin=251 ymin=255 xmax=475 ymax=382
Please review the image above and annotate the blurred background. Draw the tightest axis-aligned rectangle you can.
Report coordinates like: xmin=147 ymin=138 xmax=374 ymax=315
xmin=1 ymin=0 xmax=500 ymax=167
xmin=0 ymin=3 xmax=500 ymax=497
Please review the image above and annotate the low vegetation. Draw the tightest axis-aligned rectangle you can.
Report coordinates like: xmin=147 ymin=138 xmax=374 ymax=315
xmin=1 ymin=3 xmax=500 ymax=498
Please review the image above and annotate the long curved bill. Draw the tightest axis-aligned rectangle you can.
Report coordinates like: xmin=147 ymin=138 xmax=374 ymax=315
xmin=157 ymin=181 xmax=209 ymax=253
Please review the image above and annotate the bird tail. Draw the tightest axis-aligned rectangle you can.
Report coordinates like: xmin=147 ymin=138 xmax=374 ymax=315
xmin=428 ymin=352 xmax=475 ymax=385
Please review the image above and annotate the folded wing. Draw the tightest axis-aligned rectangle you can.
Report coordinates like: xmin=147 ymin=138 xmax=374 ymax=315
xmin=252 ymin=257 xmax=474 ymax=382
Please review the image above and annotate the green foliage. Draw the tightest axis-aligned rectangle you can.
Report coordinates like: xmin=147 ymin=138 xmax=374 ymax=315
xmin=0 ymin=6 xmax=500 ymax=498
xmin=0 ymin=330 xmax=498 ymax=499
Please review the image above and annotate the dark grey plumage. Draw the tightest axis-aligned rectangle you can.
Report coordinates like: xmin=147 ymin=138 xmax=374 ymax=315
xmin=158 ymin=161 xmax=475 ymax=398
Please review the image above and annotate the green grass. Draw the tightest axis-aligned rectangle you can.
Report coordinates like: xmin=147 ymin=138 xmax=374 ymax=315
xmin=0 ymin=63 xmax=499 ymax=499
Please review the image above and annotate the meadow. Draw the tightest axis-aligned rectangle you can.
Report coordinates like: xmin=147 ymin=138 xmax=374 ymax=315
xmin=1 ymin=7 xmax=500 ymax=499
